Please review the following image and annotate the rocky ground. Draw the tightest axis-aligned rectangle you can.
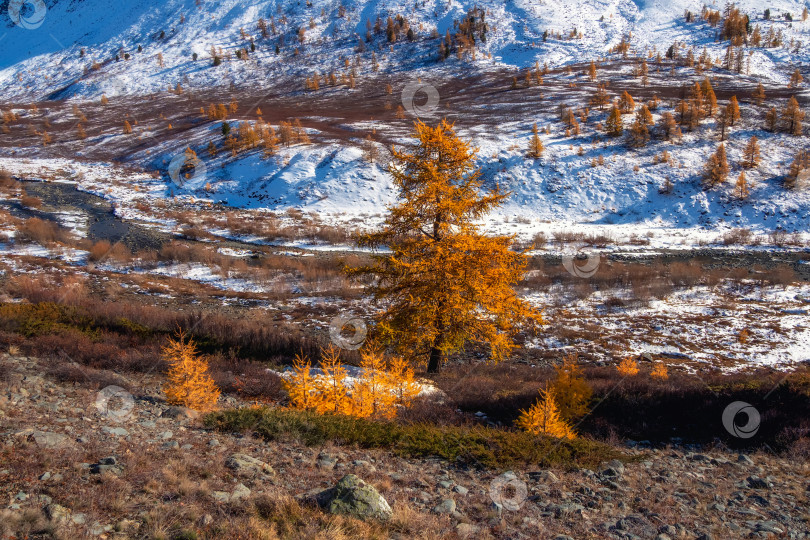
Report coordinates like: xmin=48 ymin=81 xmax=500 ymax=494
xmin=1 ymin=352 xmax=809 ymax=539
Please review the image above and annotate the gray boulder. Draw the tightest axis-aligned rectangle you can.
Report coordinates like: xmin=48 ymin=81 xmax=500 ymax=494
xmin=315 ymin=474 xmax=393 ymax=521
xmin=225 ymin=453 xmax=275 ymax=477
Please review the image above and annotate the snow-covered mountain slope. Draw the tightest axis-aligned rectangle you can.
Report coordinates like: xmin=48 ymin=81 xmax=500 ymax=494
xmin=2 ymin=0 xmax=810 ymax=242
xmin=2 ymin=0 xmax=809 ymax=99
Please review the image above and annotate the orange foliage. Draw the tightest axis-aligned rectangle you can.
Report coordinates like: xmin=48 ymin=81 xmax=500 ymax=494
xmin=516 ymin=386 xmax=576 ymax=439
xmin=650 ymin=362 xmax=669 ymax=380
xmin=282 ymin=345 xmax=420 ymax=419
xmin=162 ymin=331 xmax=221 ymax=411
xmin=616 ymin=357 xmax=640 ymax=376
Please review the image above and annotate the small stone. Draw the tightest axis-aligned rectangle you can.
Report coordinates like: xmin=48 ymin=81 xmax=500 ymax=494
xmin=738 ymin=454 xmax=755 ymax=466
xmin=208 ymin=439 xmax=220 ymax=447
xmin=44 ymin=503 xmax=71 ymax=523
xmin=159 ymin=431 xmax=173 ymax=440
xmin=453 ymin=485 xmax=469 ymax=496
xmin=160 ymin=406 xmax=198 ymax=420
xmin=162 ymin=441 xmax=180 ymax=450
xmin=438 ymin=480 xmax=453 ymax=489
xmin=433 ymin=499 xmax=456 ymax=514
xmin=103 ymin=427 xmax=129 ymax=437
xmin=30 ymin=431 xmax=70 ymax=449
xmin=456 ymin=523 xmax=480 ymax=538
xmin=225 ymin=453 xmax=275 ymax=477
xmin=212 ymin=491 xmax=230 ymax=503
xmin=230 ymin=483 xmax=251 ymax=501
xmin=39 ymin=472 xmax=51 ymax=481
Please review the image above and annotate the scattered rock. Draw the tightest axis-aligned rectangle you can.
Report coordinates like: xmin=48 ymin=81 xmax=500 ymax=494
xmin=44 ymin=503 xmax=71 ymax=523
xmin=29 ymin=431 xmax=70 ymax=449
xmin=456 ymin=523 xmax=480 ymax=538
xmin=160 ymin=406 xmax=198 ymax=420
xmin=433 ymin=499 xmax=456 ymax=514
xmin=90 ymin=457 xmax=124 ymax=476
xmin=225 ymin=453 xmax=275 ymax=477
xmin=316 ymin=452 xmax=338 ymax=470
xmin=315 ymin=474 xmax=393 ymax=521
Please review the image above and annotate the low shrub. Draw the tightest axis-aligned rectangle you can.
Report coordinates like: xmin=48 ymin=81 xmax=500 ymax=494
xmin=205 ymin=406 xmax=618 ymax=470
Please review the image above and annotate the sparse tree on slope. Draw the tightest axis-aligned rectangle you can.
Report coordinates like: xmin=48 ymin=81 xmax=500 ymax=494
xmin=742 ymin=136 xmax=760 ymax=168
xmin=516 ymin=386 xmax=576 ymax=439
xmin=752 ymin=83 xmax=766 ymax=106
xmin=527 ymin=123 xmax=544 ymax=158
xmin=163 ymin=331 xmax=220 ymax=411
xmin=782 ymin=96 xmax=805 ymax=135
xmin=704 ymin=143 xmax=730 ymax=187
xmin=350 ymin=120 xmax=543 ymax=373
xmin=606 ymin=104 xmax=623 ymax=136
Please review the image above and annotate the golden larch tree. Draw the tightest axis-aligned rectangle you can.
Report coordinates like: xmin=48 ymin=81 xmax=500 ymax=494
xmin=352 ymin=120 xmax=542 ymax=373
xmin=735 ymin=171 xmax=750 ymax=199
xmin=789 ymin=68 xmax=803 ymax=88
xmin=123 ymin=120 xmax=132 ymax=134
xmin=516 ymin=386 xmax=576 ymax=439
xmin=528 ymin=123 xmax=544 ymax=158
xmin=650 ymin=362 xmax=669 ymax=380
xmin=163 ymin=331 xmax=220 ymax=411
xmin=551 ymin=353 xmax=592 ymax=421
xmin=752 ymin=83 xmax=766 ymax=106
xmin=605 ymin=104 xmax=623 ymax=136
xmin=704 ymin=143 xmax=730 ymax=187
xmin=616 ymin=356 xmax=640 ymax=376
xmin=742 ymin=136 xmax=760 ymax=169
xmin=727 ymin=96 xmax=740 ymax=126
xmin=618 ymin=91 xmax=635 ymax=114
xmin=782 ymin=96 xmax=805 ymax=135
xmin=284 ymin=352 xmax=320 ymax=411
